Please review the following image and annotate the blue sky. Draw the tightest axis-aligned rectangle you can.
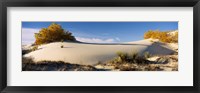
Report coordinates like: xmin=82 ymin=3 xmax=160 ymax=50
xmin=22 ymin=22 xmax=178 ymax=44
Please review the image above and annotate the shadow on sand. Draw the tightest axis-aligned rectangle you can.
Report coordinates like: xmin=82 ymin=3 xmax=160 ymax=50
xmin=143 ymin=42 xmax=175 ymax=55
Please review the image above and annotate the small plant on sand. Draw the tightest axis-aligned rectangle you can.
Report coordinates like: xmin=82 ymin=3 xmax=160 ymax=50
xmin=31 ymin=46 xmax=38 ymax=51
xmin=150 ymin=40 xmax=154 ymax=43
xmin=61 ymin=45 xmax=64 ymax=48
xmin=130 ymin=52 xmax=139 ymax=63
xmin=116 ymin=51 xmax=128 ymax=62
xmin=61 ymin=39 xmax=64 ymax=48
xmin=143 ymin=52 xmax=151 ymax=59
xmin=113 ymin=51 xmax=147 ymax=64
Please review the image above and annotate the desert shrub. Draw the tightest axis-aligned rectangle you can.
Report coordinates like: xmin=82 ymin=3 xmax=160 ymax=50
xmin=143 ymin=52 xmax=151 ymax=59
xmin=130 ymin=52 xmax=138 ymax=60
xmin=113 ymin=51 xmax=147 ymax=64
xmin=31 ymin=46 xmax=38 ymax=51
xmin=61 ymin=39 xmax=64 ymax=48
xmin=144 ymin=30 xmax=155 ymax=39
xmin=34 ymin=23 xmax=76 ymax=45
xmin=129 ymin=53 xmax=139 ymax=63
xmin=150 ymin=40 xmax=154 ymax=43
xmin=116 ymin=51 xmax=128 ymax=62
xmin=144 ymin=30 xmax=178 ymax=43
xmin=61 ymin=45 xmax=64 ymax=48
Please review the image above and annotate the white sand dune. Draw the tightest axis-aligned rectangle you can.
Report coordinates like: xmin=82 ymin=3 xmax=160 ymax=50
xmin=24 ymin=39 xmax=176 ymax=65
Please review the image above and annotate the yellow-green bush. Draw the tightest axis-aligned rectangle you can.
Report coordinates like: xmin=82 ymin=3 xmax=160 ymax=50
xmin=34 ymin=23 xmax=76 ymax=45
xmin=144 ymin=30 xmax=178 ymax=43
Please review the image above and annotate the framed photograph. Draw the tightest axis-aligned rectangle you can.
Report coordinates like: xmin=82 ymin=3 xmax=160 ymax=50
xmin=0 ymin=0 xmax=199 ymax=93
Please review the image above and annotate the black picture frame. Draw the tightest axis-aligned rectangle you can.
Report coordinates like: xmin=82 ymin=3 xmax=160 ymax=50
xmin=0 ymin=0 xmax=200 ymax=93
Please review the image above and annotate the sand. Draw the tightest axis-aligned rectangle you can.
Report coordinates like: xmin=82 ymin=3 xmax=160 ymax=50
xmin=24 ymin=39 xmax=176 ymax=65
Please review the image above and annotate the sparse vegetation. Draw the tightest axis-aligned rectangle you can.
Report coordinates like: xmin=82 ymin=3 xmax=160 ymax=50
xmin=61 ymin=39 xmax=64 ymax=48
xmin=22 ymin=50 xmax=178 ymax=71
xmin=144 ymin=30 xmax=178 ymax=43
xmin=32 ymin=46 xmax=38 ymax=51
xmin=22 ymin=45 xmax=38 ymax=55
xmin=143 ymin=52 xmax=151 ymax=59
xmin=34 ymin=23 xmax=76 ymax=45
xmin=94 ymin=51 xmax=178 ymax=71
xmin=109 ymin=51 xmax=149 ymax=66
xmin=22 ymin=57 xmax=103 ymax=71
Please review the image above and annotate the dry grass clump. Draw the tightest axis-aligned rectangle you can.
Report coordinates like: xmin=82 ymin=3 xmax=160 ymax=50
xmin=144 ymin=30 xmax=178 ymax=43
xmin=112 ymin=51 xmax=151 ymax=64
xmin=32 ymin=46 xmax=38 ymax=51
xmin=22 ymin=57 xmax=102 ymax=71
